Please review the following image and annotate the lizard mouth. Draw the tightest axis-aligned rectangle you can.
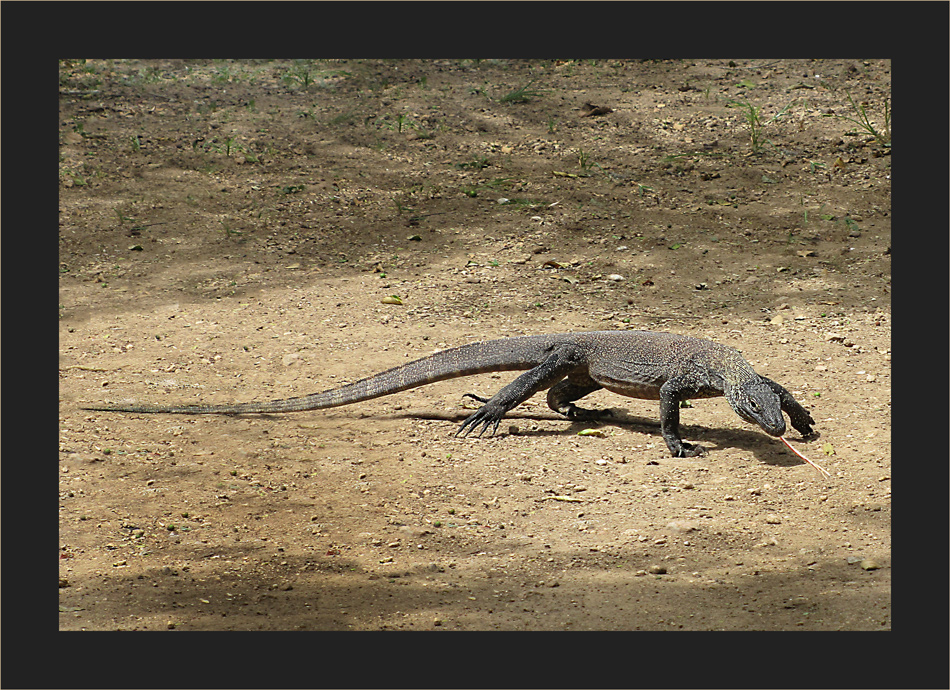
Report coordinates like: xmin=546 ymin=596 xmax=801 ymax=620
xmin=757 ymin=416 xmax=786 ymax=436
xmin=737 ymin=409 xmax=785 ymax=436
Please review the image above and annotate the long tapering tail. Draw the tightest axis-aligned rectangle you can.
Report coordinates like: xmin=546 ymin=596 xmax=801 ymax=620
xmin=83 ymin=334 xmax=558 ymax=415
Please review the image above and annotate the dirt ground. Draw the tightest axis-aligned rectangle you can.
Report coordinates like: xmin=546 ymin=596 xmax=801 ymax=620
xmin=59 ymin=59 xmax=890 ymax=631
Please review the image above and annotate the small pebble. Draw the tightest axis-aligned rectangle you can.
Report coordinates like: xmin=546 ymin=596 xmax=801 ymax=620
xmin=666 ymin=520 xmax=699 ymax=533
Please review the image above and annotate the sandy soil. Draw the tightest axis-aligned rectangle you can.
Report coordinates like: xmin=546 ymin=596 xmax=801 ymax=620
xmin=59 ymin=59 xmax=890 ymax=631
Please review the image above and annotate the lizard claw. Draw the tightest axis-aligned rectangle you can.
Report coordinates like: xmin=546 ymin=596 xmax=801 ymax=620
xmin=560 ymin=404 xmax=614 ymax=421
xmin=671 ymin=441 xmax=707 ymax=458
xmin=788 ymin=408 xmax=817 ymax=439
xmin=462 ymin=393 xmax=490 ymax=404
xmin=457 ymin=404 xmax=504 ymax=438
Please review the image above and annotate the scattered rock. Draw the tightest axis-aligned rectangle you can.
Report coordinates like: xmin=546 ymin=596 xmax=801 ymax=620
xmin=666 ymin=520 xmax=699 ymax=533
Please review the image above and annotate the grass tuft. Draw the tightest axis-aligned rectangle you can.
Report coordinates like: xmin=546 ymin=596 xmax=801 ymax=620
xmin=499 ymin=80 xmax=546 ymax=103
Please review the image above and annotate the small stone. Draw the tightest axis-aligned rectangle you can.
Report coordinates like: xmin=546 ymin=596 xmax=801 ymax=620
xmin=764 ymin=514 xmax=782 ymax=524
xmin=666 ymin=520 xmax=699 ymax=533
xmin=647 ymin=565 xmax=667 ymax=575
xmin=860 ymin=559 xmax=880 ymax=571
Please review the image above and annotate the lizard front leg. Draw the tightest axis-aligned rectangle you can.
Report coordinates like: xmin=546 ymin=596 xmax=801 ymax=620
xmin=760 ymin=376 xmax=818 ymax=438
xmin=659 ymin=379 xmax=706 ymax=457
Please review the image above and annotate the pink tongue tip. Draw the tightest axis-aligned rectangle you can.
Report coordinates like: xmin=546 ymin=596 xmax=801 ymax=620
xmin=779 ymin=436 xmax=831 ymax=478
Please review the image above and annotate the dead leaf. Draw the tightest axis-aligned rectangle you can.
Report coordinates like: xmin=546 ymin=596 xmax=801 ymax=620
xmin=579 ymin=102 xmax=613 ymax=117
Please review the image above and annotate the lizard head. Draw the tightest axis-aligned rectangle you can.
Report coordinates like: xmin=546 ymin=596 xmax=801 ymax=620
xmin=727 ymin=380 xmax=786 ymax=436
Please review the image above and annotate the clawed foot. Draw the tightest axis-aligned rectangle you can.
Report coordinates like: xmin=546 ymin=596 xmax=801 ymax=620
xmin=670 ymin=441 xmax=707 ymax=458
xmin=456 ymin=402 xmax=505 ymax=438
xmin=789 ymin=407 xmax=817 ymax=440
xmin=558 ymin=403 xmax=614 ymax=421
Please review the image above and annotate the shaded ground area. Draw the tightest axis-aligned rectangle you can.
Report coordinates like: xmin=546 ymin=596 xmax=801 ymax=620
xmin=59 ymin=59 xmax=890 ymax=630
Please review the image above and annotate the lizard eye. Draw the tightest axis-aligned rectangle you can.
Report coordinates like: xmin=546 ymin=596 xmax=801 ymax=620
xmin=749 ymin=399 xmax=758 ymax=411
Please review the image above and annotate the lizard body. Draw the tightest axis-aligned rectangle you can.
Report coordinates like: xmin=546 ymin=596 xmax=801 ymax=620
xmin=84 ymin=330 xmax=817 ymax=457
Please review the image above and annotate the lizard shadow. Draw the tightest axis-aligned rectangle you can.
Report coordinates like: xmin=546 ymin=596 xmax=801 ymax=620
xmin=405 ymin=407 xmax=816 ymax=470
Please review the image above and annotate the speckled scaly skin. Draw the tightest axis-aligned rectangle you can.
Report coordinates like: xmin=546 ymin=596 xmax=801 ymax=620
xmin=84 ymin=331 xmax=817 ymax=457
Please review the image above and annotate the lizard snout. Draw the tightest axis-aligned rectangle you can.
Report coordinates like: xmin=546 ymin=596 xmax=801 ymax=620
xmin=732 ymin=385 xmax=785 ymax=436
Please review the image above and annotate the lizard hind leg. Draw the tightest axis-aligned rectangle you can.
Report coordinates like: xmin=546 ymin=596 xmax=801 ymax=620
xmin=547 ymin=375 xmax=609 ymax=420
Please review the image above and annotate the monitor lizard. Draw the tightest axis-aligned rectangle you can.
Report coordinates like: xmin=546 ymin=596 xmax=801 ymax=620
xmin=84 ymin=330 xmax=817 ymax=458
